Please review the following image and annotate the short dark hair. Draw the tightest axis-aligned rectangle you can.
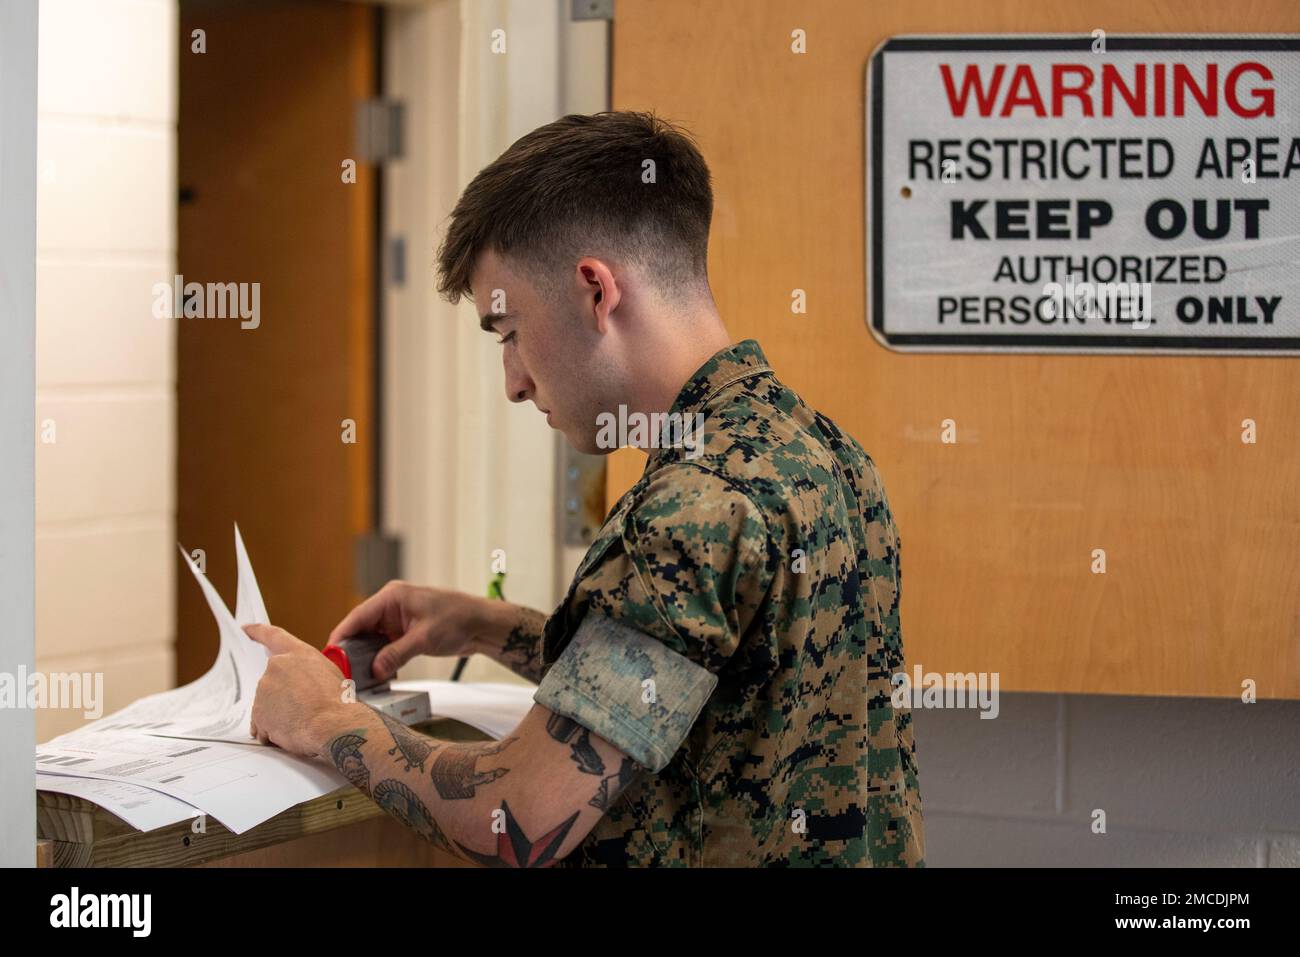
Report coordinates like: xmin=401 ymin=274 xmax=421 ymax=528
xmin=435 ymin=110 xmax=713 ymax=307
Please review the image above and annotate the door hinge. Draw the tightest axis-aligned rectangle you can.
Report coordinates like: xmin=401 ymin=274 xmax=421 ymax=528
xmin=388 ymin=235 xmax=406 ymax=288
xmin=354 ymin=98 xmax=405 ymax=163
xmin=570 ymin=0 xmax=613 ymax=22
xmin=354 ymin=532 xmax=403 ymax=596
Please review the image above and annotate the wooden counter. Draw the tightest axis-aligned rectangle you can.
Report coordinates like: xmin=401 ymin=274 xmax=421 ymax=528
xmin=36 ymin=718 xmax=487 ymax=868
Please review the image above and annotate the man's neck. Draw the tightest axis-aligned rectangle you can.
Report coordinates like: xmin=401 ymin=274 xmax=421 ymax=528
xmin=626 ymin=311 xmax=732 ymax=415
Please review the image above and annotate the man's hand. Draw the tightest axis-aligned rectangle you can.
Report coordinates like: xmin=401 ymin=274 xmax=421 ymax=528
xmin=328 ymin=580 xmax=493 ymax=681
xmin=244 ymin=623 xmax=363 ymax=758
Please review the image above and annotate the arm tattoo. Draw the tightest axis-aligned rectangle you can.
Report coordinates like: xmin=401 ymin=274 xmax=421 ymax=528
xmin=328 ymin=731 xmax=371 ymax=793
xmin=326 ymin=724 xmax=454 ymax=852
xmin=545 ymin=713 xmax=643 ymax=812
xmin=325 ymin=719 xmax=602 ymax=866
xmin=372 ymin=778 xmax=453 ymax=851
xmin=451 ymin=799 xmax=578 ymax=868
xmin=498 ymin=606 xmax=548 ymax=683
xmin=430 ymin=736 xmax=517 ymax=800
xmin=545 ymin=713 xmax=604 ymax=775
xmin=589 ymin=755 xmax=641 ymax=813
xmin=376 ymin=710 xmax=435 ymax=773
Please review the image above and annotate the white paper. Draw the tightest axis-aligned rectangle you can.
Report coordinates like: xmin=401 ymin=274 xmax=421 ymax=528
xmin=233 ymin=522 xmax=270 ymax=627
xmin=36 ymin=773 xmax=199 ymax=832
xmin=36 ymin=525 xmax=347 ymax=833
xmin=49 ymin=527 xmax=265 ymax=748
xmin=389 ymin=679 xmax=536 ymax=740
xmin=35 ymin=525 xmax=534 ymax=836
xmin=149 ymin=543 xmax=264 ymax=744
xmin=36 ymin=727 xmax=344 ymax=834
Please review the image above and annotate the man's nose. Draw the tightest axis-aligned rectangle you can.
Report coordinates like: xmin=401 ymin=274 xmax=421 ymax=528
xmin=503 ymin=349 xmax=533 ymax=404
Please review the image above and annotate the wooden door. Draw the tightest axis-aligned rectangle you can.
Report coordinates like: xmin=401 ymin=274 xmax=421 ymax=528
xmin=608 ymin=0 xmax=1300 ymax=699
xmin=177 ymin=0 xmax=376 ymax=680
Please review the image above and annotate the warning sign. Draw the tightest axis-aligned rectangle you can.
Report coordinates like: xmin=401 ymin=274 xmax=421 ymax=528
xmin=867 ymin=36 xmax=1300 ymax=353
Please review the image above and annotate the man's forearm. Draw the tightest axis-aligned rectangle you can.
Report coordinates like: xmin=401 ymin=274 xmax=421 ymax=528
xmin=321 ymin=704 xmax=571 ymax=866
xmin=468 ymin=600 xmax=549 ymax=684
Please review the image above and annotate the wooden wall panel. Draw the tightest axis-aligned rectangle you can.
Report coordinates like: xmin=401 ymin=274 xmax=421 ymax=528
xmin=610 ymin=0 xmax=1300 ymax=698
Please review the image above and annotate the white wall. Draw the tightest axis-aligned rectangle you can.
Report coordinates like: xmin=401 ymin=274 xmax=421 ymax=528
xmin=33 ymin=0 xmax=177 ymax=741
xmin=0 ymin=0 xmax=39 ymax=870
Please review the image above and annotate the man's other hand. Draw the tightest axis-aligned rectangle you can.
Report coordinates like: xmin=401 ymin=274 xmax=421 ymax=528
xmin=244 ymin=623 xmax=360 ymax=757
xmin=328 ymin=581 xmax=490 ymax=680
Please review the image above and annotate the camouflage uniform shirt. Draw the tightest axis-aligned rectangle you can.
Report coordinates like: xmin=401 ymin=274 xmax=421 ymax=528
xmin=534 ymin=339 xmax=924 ymax=866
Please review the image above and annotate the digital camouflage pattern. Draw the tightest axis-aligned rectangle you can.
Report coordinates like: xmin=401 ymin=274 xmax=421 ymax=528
xmin=538 ymin=339 xmax=924 ymax=866
xmin=536 ymin=611 xmax=721 ymax=775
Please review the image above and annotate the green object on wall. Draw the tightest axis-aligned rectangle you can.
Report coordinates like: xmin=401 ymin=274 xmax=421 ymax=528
xmin=451 ymin=572 xmax=506 ymax=682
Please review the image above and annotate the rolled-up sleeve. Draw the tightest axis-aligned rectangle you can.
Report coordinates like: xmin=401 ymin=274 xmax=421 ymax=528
xmin=534 ymin=612 xmax=718 ymax=772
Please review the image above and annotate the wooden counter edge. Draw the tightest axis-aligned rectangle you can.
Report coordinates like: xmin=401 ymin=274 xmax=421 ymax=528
xmin=36 ymin=717 xmax=491 ymax=867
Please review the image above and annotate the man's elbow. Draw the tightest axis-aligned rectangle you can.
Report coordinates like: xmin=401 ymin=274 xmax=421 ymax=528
xmin=439 ymin=767 xmax=594 ymax=868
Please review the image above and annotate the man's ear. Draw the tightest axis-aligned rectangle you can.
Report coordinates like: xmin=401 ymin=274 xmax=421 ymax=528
xmin=578 ymin=257 xmax=619 ymax=333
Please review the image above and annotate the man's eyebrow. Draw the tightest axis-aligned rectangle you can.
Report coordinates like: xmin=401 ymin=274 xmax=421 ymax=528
xmin=479 ymin=311 xmax=510 ymax=332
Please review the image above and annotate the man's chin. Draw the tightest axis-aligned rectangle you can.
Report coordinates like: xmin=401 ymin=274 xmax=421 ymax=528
xmin=560 ymin=429 xmax=611 ymax=457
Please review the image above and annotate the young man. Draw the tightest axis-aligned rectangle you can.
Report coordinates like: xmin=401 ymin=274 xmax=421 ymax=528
xmin=245 ymin=111 xmax=924 ymax=867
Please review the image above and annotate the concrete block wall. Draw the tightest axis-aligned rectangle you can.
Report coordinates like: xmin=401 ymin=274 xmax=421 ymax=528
xmin=915 ymin=693 xmax=1300 ymax=866
xmin=34 ymin=0 xmax=177 ymax=741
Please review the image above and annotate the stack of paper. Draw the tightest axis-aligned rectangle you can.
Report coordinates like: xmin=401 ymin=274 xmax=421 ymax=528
xmin=36 ymin=524 xmax=536 ymax=835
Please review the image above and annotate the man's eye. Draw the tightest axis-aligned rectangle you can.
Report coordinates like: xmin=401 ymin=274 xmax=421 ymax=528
xmin=496 ymin=331 xmax=516 ymax=346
